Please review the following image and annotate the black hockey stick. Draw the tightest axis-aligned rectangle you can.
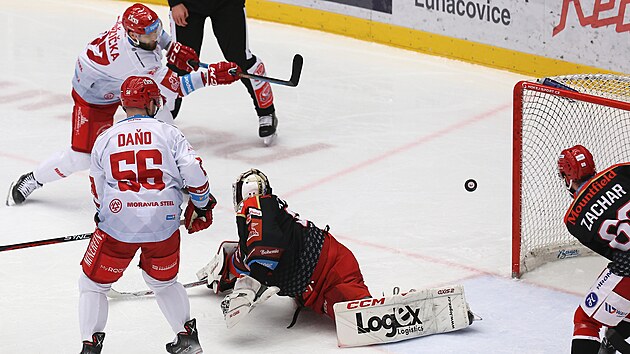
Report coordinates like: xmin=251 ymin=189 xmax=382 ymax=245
xmin=0 ymin=220 xmax=187 ymax=253
xmin=108 ymin=279 xmax=208 ymax=299
xmin=190 ymin=54 xmax=303 ymax=87
xmin=606 ymin=328 xmax=630 ymax=353
xmin=0 ymin=232 xmax=92 ymax=252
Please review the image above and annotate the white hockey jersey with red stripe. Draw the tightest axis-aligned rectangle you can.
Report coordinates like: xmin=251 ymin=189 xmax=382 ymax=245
xmin=72 ymin=17 xmax=181 ymax=111
xmin=89 ymin=115 xmax=210 ymax=243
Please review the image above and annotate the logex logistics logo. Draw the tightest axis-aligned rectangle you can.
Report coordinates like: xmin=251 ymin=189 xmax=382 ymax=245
xmin=553 ymin=0 xmax=630 ymax=36
xmin=355 ymin=304 xmax=424 ymax=337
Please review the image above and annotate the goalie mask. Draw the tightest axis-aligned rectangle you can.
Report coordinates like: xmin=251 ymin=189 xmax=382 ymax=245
xmin=558 ymin=144 xmax=596 ymax=195
xmin=232 ymin=169 xmax=272 ymax=211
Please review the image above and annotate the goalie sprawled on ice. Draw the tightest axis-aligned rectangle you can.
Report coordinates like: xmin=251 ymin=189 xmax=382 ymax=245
xmin=196 ymin=168 xmax=477 ymax=347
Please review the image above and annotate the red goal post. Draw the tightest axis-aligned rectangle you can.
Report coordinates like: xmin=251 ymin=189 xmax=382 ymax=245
xmin=512 ymin=74 xmax=630 ymax=278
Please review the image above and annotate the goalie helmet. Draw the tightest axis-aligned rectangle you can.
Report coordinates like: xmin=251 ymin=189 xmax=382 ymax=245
xmin=232 ymin=169 xmax=272 ymax=211
xmin=558 ymin=144 xmax=596 ymax=193
xmin=122 ymin=3 xmax=162 ymax=35
xmin=120 ymin=76 xmax=162 ymax=116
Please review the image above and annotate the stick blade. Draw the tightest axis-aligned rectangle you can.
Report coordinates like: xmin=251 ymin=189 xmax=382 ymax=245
xmin=289 ymin=54 xmax=303 ymax=87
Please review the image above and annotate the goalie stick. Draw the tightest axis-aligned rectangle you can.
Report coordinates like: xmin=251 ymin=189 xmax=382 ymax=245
xmin=0 ymin=220 xmax=186 ymax=252
xmin=190 ymin=54 xmax=303 ymax=87
xmin=108 ymin=279 xmax=208 ymax=299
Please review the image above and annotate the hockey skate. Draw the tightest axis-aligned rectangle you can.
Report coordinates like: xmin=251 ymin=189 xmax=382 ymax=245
xmin=258 ymin=113 xmax=278 ymax=146
xmin=6 ymin=172 xmax=42 ymax=206
xmin=166 ymin=318 xmax=203 ymax=354
xmin=80 ymin=332 xmax=105 ymax=354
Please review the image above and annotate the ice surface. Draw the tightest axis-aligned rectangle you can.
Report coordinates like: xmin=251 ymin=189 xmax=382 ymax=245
xmin=0 ymin=0 xmax=607 ymax=352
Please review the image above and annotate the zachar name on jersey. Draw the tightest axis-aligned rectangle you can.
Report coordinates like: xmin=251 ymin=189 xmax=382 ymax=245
xmin=580 ymin=183 xmax=627 ymax=231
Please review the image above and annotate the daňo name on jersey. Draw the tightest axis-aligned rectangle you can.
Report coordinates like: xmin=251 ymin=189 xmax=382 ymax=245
xmin=118 ymin=131 xmax=152 ymax=147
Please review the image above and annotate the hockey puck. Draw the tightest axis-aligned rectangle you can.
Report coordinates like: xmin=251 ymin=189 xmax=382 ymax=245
xmin=464 ymin=179 xmax=477 ymax=192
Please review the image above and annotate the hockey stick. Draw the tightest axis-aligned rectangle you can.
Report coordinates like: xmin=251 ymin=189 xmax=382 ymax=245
xmin=0 ymin=220 xmax=187 ymax=253
xmin=108 ymin=279 xmax=208 ymax=299
xmin=190 ymin=54 xmax=303 ymax=87
xmin=0 ymin=232 xmax=92 ymax=252
xmin=606 ymin=328 xmax=630 ymax=353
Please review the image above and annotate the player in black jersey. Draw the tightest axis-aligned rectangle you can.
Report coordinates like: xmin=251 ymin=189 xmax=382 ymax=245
xmin=558 ymin=145 xmax=630 ymax=354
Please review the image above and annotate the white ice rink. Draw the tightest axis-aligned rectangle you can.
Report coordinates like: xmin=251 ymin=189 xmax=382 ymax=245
xmin=0 ymin=0 xmax=612 ymax=353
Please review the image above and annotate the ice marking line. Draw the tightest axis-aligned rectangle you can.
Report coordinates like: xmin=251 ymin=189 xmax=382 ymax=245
xmin=284 ymin=102 xmax=511 ymax=197
xmin=337 ymin=232 xmax=585 ymax=297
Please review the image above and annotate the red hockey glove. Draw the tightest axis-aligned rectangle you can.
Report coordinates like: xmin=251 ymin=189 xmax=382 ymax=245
xmin=166 ymin=42 xmax=199 ymax=73
xmin=206 ymin=61 xmax=241 ymax=86
xmin=184 ymin=195 xmax=217 ymax=234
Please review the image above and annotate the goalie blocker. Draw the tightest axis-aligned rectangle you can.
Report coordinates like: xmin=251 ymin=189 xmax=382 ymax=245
xmin=334 ymin=285 xmax=474 ymax=347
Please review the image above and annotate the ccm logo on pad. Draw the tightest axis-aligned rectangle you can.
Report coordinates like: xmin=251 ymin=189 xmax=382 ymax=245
xmin=346 ymin=298 xmax=385 ymax=309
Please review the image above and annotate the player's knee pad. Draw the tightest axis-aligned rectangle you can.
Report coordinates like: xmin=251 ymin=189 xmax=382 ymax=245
xmin=140 ymin=249 xmax=179 ymax=281
xmin=78 ymin=272 xmax=112 ymax=294
xmin=81 ymin=230 xmax=133 ymax=284
xmin=574 ymin=306 xmax=602 ymax=339
xmin=142 ymin=270 xmax=177 ymax=293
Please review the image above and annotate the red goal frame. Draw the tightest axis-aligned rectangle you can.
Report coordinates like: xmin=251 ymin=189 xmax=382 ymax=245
xmin=512 ymin=80 xmax=630 ymax=278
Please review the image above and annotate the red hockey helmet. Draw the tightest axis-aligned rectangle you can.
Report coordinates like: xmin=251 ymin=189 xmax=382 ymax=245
xmin=120 ymin=76 xmax=162 ymax=113
xmin=122 ymin=3 xmax=162 ymax=35
xmin=558 ymin=145 xmax=596 ymax=190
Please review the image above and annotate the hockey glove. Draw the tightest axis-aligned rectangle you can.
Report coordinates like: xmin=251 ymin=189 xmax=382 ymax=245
xmin=166 ymin=42 xmax=199 ymax=73
xmin=221 ymin=275 xmax=279 ymax=328
xmin=206 ymin=62 xmax=241 ymax=86
xmin=196 ymin=241 xmax=239 ymax=294
xmin=184 ymin=194 xmax=216 ymax=234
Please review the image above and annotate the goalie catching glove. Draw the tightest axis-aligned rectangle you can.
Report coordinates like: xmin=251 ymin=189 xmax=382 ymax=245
xmin=220 ymin=275 xmax=280 ymax=328
xmin=196 ymin=241 xmax=239 ymax=293
xmin=184 ymin=193 xmax=217 ymax=234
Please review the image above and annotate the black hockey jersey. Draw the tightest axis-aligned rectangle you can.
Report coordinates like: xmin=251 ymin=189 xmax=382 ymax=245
xmin=233 ymin=194 xmax=325 ymax=297
xmin=564 ymin=163 xmax=630 ymax=276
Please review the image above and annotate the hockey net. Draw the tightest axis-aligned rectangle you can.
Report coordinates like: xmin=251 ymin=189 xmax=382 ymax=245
xmin=512 ymin=74 xmax=630 ymax=278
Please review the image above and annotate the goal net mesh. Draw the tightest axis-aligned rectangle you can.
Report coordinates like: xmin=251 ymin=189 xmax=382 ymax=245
xmin=513 ymin=74 xmax=630 ymax=277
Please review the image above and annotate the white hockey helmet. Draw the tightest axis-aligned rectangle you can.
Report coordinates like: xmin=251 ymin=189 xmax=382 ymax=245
xmin=232 ymin=169 xmax=272 ymax=211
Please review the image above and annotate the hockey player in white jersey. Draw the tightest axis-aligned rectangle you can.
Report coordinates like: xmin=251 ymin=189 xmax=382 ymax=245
xmin=79 ymin=76 xmax=214 ymax=354
xmin=6 ymin=2 xmax=240 ymax=206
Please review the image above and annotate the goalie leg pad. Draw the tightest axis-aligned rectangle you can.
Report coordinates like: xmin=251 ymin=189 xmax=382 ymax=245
xmin=333 ymin=285 xmax=472 ymax=347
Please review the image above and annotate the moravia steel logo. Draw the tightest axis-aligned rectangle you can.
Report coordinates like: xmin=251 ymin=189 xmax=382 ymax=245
xmin=355 ymin=305 xmax=424 ymax=337
xmin=553 ymin=0 xmax=630 ymax=36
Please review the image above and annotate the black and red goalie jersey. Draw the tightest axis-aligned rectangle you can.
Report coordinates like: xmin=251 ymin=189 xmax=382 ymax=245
xmin=564 ymin=163 xmax=630 ymax=274
xmin=232 ymin=194 xmax=325 ymax=297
